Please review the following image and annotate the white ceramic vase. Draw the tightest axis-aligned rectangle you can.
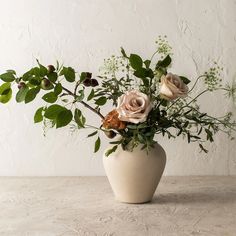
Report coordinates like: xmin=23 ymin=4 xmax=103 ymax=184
xmin=103 ymin=143 xmax=166 ymax=204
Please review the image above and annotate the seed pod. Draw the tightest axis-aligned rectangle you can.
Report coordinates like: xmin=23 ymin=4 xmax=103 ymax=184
xmin=41 ymin=78 xmax=52 ymax=90
xmin=47 ymin=65 xmax=55 ymax=73
xmin=83 ymin=78 xmax=92 ymax=87
xmin=104 ymin=130 xmax=117 ymax=139
xmin=91 ymin=79 xmax=99 ymax=87
xmin=17 ymin=82 xmax=26 ymax=89
xmin=85 ymin=72 xmax=92 ymax=79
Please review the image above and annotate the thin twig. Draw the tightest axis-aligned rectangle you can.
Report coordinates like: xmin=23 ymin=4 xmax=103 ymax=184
xmin=52 ymin=82 xmax=105 ymax=120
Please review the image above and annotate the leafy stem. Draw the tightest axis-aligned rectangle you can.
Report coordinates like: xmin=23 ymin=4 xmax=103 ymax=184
xmin=52 ymin=81 xmax=105 ymax=120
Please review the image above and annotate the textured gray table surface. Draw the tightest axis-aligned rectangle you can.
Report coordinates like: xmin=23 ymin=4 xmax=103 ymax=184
xmin=0 ymin=176 xmax=235 ymax=236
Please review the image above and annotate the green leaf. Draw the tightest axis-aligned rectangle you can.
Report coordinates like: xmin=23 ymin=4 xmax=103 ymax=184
xmin=25 ymin=87 xmax=40 ymax=104
xmin=144 ymin=60 xmax=151 ymax=68
xmin=29 ymin=78 xmax=41 ymax=86
xmin=0 ymin=88 xmax=12 ymax=103
xmin=198 ymin=126 xmax=203 ymax=135
xmin=138 ymin=134 xmax=145 ymax=143
xmin=87 ymin=89 xmax=95 ymax=101
xmin=16 ymin=86 xmax=29 ymax=103
xmin=62 ymin=99 xmax=69 ymax=103
xmin=127 ymin=124 xmax=138 ymax=129
xmin=1 ymin=88 xmax=11 ymax=95
xmin=120 ymin=47 xmax=128 ymax=58
xmin=129 ymin=54 xmax=143 ymax=70
xmin=60 ymin=67 xmax=75 ymax=82
xmin=47 ymin=72 xmax=58 ymax=83
xmin=74 ymin=108 xmax=86 ymax=128
xmin=22 ymin=70 xmax=33 ymax=81
xmin=44 ymin=104 xmax=66 ymax=120
xmin=146 ymin=68 xmax=154 ymax=79
xmin=205 ymin=129 xmax=214 ymax=142
xmin=183 ymin=121 xmax=189 ymax=128
xmin=187 ymin=132 xmax=191 ymax=143
xmin=94 ymin=137 xmax=101 ymax=153
xmin=6 ymin=69 xmax=16 ymax=75
xmin=157 ymin=55 xmax=172 ymax=67
xmin=31 ymin=67 xmax=41 ymax=76
xmin=105 ymin=145 xmax=118 ymax=157
xmin=0 ymin=72 xmax=15 ymax=82
xmin=56 ymin=109 xmax=73 ymax=128
xmin=0 ymin=83 xmax=12 ymax=103
xmin=95 ymin=96 xmax=107 ymax=106
xmin=74 ymin=108 xmax=81 ymax=117
xmin=179 ymin=76 xmax=191 ymax=85
xmin=76 ymin=90 xmax=84 ymax=102
xmin=34 ymin=107 xmax=44 ymax=123
xmin=199 ymin=144 xmax=208 ymax=153
xmin=54 ymin=83 xmax=62 ymax=96
xmin=87 ymin=130 xmax=98 ymax=138
xmin=133 ymin=68 xmax=147 ymax=78
xmin=36 ymin=60 xmax=48 ymax=76
xmin=0 ymin=82 xmax=11 ymax=95
xmin=80 ymin=72 xmax=87 ymax=83
xmin=42 ymin=92 xmax=57 ymax=103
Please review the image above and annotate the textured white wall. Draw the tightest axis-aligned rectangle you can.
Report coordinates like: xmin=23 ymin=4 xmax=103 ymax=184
xmin=0 ymin=0 xmax=235 ymax=176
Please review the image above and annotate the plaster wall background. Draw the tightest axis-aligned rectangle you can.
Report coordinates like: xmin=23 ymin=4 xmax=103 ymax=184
xmin=0 ymin=0 xmax=235 ymax=176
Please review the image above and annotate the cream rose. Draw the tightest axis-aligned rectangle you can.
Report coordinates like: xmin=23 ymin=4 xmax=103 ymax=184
xmin=159 ymin=73 xmax=189 ymax=100
xmin=116 ymin=90 xmax=152 ymax=124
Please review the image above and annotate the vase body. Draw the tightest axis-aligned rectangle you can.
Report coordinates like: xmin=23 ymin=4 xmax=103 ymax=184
xmin=103 ymin=143 xmax=166 ymax=203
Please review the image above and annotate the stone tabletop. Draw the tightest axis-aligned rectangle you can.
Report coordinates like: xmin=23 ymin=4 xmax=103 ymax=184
xmin=0 ymin=176 xmax=235 ymax=236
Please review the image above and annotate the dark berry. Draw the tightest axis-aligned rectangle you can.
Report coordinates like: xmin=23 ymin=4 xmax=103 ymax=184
xmin=91 ymin=79 xmax=99 ymax=87
xmin=83 ymin=78 xmax=92 ymax=87
xmin=104 ymin=130 xmax=117 ymax=139
xmin=17 ymin=82 xmax=26 ymax=89
xmin=48 ymin=65 xmax=55 ymax=73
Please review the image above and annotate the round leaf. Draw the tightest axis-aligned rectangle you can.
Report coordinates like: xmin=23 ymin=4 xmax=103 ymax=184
xmin=95 ymin=96 xmax=107 ymax=106
xmin=44 ymin=104 xmax=66 ymax=120
xmin=0 ymin=72 xmax=15 ymax=82
xmin=16 ymin=86 xmax=29 ymax=103
xmin=129 ymin=54 xmax=143 ymax=70
xmin=42 ymin=92 xmax=57 ymax=103
xmin=56 ymin=110 xmax=73 ymax=128
xmin=25 ymin=87 xmax=40 ymax=104
xmin=34 ymin=107 xmax=44 ymax=123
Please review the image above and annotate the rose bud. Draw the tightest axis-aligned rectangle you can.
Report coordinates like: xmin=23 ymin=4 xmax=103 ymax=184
xmin=85 ymin=72 xmax=92 ymax=79
xmin=104 ymin=130 xmax=117 ymax=139
xmin=41 ymin=78 xmax=52 ymax=90
xmin=91 ymin=79 xmax=99 ymax=87
xmin=47 ymin=65 xmax=55 ymax=73
xmin=83 ymin=78 xmax=92 ymax=87
xmin=159 ymin=73 xmax=188 ymax=101
xmin=17 ymin=82 xmax=26 ymax=89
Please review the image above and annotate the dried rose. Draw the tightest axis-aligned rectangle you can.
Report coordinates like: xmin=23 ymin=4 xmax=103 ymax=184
xmin=103 ymin=109 xmax=126 ymax=130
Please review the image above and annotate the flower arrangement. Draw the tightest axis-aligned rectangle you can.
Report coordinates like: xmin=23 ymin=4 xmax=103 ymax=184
xmin=0 ymin=36 xmax=235 ymax=156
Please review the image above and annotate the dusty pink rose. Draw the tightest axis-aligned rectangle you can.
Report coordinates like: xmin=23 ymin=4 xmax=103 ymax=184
xmin=116 ymin=90 xmax=152 ymax=124
xmin=160 ymin=73 xmax=189 ymax=100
